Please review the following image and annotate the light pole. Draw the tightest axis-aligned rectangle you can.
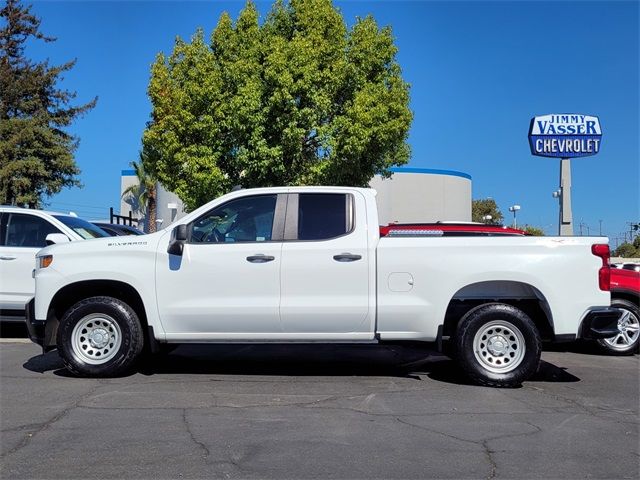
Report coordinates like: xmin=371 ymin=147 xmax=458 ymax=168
xmin=508 ymin=205 xmax=521 ymax=228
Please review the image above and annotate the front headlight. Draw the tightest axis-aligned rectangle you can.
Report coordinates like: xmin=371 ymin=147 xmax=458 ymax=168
xmin=37 ymin=255 xmax=53 ymax=269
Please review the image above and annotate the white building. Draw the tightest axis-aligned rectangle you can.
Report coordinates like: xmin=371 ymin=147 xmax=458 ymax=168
xmin=120 ymin=166 xmax=472 ymax=231
xmin=371 ymin=167 xmax=471 ymax=225
xmin=119 ymin=168 xmax=185 ymax=231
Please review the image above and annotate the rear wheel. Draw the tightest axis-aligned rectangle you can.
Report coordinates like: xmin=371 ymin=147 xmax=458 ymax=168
xmin=597 ymin=298 xmax=639 ymax=355
xmin=455 ymin=303 xmax=541 ymax=387
xmin=57 ymin=296 xmax=144 ymax=377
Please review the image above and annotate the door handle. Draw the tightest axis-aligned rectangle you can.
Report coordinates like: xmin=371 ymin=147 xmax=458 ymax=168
xmin=0 ymin=255 xmax=17 ymax=261
xmin=246 ymin=255 xmax=275 ymax=263
xmin=333 ymin=253 xmax=362 ymax=262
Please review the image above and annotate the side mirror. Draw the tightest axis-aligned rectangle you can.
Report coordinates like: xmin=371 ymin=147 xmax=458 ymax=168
xmin=167 ymin=224 xmax=188 ymax=256
xmin=175 ymin=224 xmax=188 ymax=241
xmin=45 ymin=233 xmax=70 ymax=246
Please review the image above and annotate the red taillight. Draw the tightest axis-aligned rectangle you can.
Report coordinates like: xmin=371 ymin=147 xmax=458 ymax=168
xmin=591 ymin=244 xmax=610 ymax=259
xmin=591 ymin=244 xmax=611 ymax=291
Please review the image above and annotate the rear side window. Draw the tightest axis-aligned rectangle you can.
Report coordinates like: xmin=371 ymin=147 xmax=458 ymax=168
xmin=298 ymin=194 xmax=352 ymax=241
xmin=3 ymin=213 xmax=62 ymax=248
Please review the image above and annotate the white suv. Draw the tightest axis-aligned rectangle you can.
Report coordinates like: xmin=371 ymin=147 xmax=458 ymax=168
xmin=0 ymin=207 xmax=108 ymax=321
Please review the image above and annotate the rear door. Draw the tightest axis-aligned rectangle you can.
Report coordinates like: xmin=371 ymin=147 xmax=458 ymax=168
xmin=279 ymin=192 xmax=373 ymax=337
xmin=0 ymin=212 xmax=62 ymax=311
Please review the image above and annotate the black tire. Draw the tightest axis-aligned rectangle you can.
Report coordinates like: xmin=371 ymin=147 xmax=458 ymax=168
xmin=57 ymin=296 xmax=144 ymax=377
xmin=455 ymin=303 xmax=541 ymax=387
xmin=596 ymin=298 xmax=640 ymax=355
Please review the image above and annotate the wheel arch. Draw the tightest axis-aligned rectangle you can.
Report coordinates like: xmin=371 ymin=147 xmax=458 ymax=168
xmin=611 ymin=289 xmax=640 ymax=307
xmin=442 ymin=280 xmax=555 ymax=343
xmin=45 ymin=280 xmax=149 ymax=348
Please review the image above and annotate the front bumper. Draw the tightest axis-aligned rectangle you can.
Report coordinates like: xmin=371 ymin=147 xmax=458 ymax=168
xmin=25 ymin=298 xmax=44 ymax=346
xmin=25 ymin=299 xmax=55 ymax=353
xmin=579 ymin=307 xmax=623 ymax=339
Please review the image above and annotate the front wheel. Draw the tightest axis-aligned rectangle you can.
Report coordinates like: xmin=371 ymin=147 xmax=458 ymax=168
xmin=597 ymin=298 xmax=640 ymax=355
xmin=455 ymin=303 xmax=541 ymax=387
xmin=57 ymin=296 xmax=144 ymax=377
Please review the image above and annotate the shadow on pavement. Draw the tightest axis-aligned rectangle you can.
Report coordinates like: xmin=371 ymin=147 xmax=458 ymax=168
xmin=22 ymin=349 xmax=65 ymax=373
xmin=543 ymin=340 xmax=623 ymax=357
xmin=0 ymin=322 xmax=28 ymax=338
xmin=22 ymin=343 xmax=581 ymax=386
xmin=532 ymin=360 xmax=581 ymax=382
xmin=137 ymin=344 xmax=443 ymax=378
xmin=425 ymin=359 xmax=579 ymax=386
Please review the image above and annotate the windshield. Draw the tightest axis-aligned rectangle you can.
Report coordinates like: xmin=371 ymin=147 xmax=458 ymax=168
xmin=53 ymin=215 xmax=109 ymax=239
xmin=105 ymin=224 xmax=143 ymax=236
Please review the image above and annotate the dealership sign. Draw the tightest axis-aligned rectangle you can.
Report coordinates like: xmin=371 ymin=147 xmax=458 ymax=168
xmin=528 ymin=114 xmax=602 ymax=158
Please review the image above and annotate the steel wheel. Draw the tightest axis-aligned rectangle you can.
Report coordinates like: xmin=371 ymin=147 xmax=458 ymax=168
xmin=472 ymin=320 xmax=526 ymax=373
xmin=601 ymin=307 xmax=639 ymax=352
xmin=71 ymin=313 xmax=122 ymax=365
xmin=456 ymin=303 xmax=541 ymax=387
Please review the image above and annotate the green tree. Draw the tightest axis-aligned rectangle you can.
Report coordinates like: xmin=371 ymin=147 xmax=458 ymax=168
xmin=143 ymin=0 xmax=412 ymax=211
xmin=471 ymin=198 xmax=503 ymax=224
xmin=613 ymin=242 xmax=637 ymax=258
xmin=0 ymin=0 xmax=96 ymax=207
xmin=613 ymin=235 xmax=639 ymax=258
xmin=121 ymin=152 xmax=157 ymax=233
xmin=521 ymin=225 xmax=544 ymax=236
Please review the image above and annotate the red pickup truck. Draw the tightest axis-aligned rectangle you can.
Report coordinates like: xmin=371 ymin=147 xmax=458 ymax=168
xmin=380 ymin=223 xmax=638 ymax=355
xmin=605 ymin=266 xmax=640 ymax=354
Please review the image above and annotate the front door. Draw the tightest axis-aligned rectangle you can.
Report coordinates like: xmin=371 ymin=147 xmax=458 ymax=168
xmin=0 ymin=212 xmax=63 ymax=311
xmin=155 ymin=194 xmax=285 ymax=338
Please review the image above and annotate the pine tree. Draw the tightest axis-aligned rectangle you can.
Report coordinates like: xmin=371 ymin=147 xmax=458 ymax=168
xmin=0 ymin=0 xmax=96 ymax=207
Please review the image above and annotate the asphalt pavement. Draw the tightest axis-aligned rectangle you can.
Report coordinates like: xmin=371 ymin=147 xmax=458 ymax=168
xmin=0 ymin=330 xmax=638 ymax=479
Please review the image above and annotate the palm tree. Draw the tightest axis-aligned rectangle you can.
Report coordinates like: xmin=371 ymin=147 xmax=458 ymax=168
xmin=121 ymin=153 xmax=157 ymax=233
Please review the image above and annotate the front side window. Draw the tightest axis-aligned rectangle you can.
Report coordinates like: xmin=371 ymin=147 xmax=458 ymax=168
xmin=298 ymin=194 xmax=351 ymax=240
xmin=4 ymin=213 xmax=62 ymax=247
xmin=191 ymin=195 xmax=277 ymax=243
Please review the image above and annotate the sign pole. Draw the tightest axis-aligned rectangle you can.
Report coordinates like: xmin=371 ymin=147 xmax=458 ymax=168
xmin=559 ymin=158 xmax=573 ymax=235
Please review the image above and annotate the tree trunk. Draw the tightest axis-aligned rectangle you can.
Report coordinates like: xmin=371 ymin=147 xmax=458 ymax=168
xmin=148 ymin=187 xmax=157 ymax=233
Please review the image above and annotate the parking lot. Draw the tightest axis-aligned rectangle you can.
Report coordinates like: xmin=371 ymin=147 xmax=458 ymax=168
xmin=1 ymin=325 xmax=638 ymax=480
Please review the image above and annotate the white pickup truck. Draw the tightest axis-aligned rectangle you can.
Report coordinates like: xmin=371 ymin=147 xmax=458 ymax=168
xmin=26 ymin=187 xmax=621 ymax=386
xmin=0 ymin=206 xmax=108 ymax=321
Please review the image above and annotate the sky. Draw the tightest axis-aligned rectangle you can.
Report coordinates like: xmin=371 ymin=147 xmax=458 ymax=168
xmin=19 ymin=0 xmax=640 ymax=241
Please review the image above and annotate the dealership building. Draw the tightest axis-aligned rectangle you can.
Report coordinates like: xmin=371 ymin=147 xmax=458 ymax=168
xmin=120 ymin=167 xmax=472 ymax=231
